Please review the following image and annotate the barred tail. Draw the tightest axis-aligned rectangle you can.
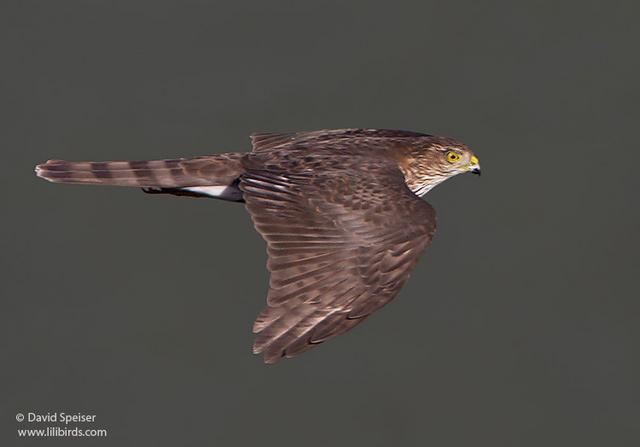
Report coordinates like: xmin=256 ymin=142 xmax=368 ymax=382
xmin=35 ymin=153 xmax=247 ymax=201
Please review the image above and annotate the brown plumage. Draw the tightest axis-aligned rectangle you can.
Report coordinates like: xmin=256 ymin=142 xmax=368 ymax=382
xmin=35 ymin=128 xmax=481 ymax=363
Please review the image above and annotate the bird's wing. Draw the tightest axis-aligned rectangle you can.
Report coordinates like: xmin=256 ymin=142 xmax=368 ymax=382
xmin=239 ymin=156 xmax=437 ymax=363
xmin=250 ymin=132 xmax=299 ymax=151
xmin=250 ymin=129 xmax=432 ymax=152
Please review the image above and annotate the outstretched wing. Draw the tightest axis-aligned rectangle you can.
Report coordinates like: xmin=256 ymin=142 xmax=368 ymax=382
xmin=250 ymin=128 xmax=433 ymax=152
xmin=240 ymin=155 xmax=437 ymax=363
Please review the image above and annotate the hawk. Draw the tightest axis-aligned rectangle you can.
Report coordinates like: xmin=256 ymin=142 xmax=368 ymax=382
xmin=35 ymin=129 xmax=481 ymax=363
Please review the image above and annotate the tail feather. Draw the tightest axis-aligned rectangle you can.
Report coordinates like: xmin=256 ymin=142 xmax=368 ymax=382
xmin=35 ymin=153 xmax=245 ymax=189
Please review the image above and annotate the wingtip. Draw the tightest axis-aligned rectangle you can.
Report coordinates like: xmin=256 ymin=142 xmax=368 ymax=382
xmin=261 ymin=352 xmax=283 ymax=364
xmin=252 ymin=344 xmax=283 ymax=364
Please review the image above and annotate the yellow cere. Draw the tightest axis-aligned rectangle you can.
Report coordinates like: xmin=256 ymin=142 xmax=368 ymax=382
xmin=470 ymin=155 xmax=479 ymax=165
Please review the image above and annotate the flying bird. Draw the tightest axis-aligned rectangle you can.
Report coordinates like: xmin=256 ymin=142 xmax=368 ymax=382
xmin=35 ymin=129 xmax=481 ymax=363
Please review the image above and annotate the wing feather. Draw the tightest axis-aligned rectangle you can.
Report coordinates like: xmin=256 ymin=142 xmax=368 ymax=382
xmin=240 ymin=151 xmax=436 ymax=362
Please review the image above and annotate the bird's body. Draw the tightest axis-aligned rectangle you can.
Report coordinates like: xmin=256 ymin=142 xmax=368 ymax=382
xmin=36 ymin=129 xmax=480 ymax=363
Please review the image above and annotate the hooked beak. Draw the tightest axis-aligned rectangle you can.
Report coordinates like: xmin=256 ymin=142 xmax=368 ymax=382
xmin=469 ymin=155 xmax=481 ymax=176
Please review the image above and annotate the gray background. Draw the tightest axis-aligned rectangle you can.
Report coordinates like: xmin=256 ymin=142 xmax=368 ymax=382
xmin=2 ymin=0 xmax=639 ymax=445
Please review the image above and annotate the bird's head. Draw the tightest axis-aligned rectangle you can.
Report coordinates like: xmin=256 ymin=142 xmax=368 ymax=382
xmin=398 ymin=136 xmax=481 ymax=196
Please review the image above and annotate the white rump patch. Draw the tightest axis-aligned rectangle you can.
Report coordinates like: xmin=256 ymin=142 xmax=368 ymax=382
xmin=183 ymin=185 xmax=243 ymax=201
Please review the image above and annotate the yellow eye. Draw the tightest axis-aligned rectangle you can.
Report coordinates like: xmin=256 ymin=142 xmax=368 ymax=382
xmin=446 ymin=151 xmax=461 ymax=163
